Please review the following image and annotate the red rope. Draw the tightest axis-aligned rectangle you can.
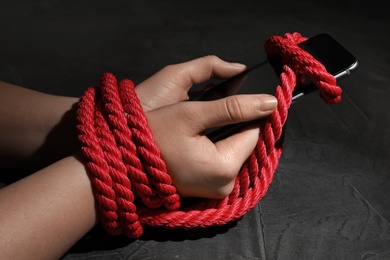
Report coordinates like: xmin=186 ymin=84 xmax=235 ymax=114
xmin=76 ymin=32 xmax=342 ymax=238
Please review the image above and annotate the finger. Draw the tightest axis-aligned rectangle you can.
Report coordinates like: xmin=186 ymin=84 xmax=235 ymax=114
xmin=214 ymin=125 xmax=261 ymax=172
xmin=135 ymin=55 xmax=247 ymax=111
xmin=171 ymin=55 xmax=247 ymax=89
xmin=185 ymin=94 xmax=278 ymax=132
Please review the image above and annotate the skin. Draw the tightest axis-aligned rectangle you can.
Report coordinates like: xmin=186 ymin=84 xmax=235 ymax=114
xmin=0 ymin=55 xmax=277 ymax=259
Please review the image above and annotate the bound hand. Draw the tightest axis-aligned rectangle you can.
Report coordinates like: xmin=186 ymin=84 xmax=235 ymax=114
xmin=135 ymin=55 xmax=277 ymax=198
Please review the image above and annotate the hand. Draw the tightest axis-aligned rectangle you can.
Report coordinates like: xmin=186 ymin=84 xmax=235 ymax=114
xmin=135 ymin=55 xmax=277 ymax=198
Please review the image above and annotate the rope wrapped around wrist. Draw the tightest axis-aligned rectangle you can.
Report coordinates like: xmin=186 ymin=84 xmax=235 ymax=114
xmin=76 ymin=32 xmax=342 ymax=238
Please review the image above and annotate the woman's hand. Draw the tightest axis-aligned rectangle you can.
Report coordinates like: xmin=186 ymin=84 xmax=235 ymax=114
xmin=135 ymin=56 xmax=278 ymax=198
xmin=0 ymin=55 xmax=276 ymax=259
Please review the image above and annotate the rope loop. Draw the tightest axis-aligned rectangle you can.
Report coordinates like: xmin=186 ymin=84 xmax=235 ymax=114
xmin=265 ymin=32 xmax=342 ymax=104
xmin=76 ymin=32 xmax=342 ymax=238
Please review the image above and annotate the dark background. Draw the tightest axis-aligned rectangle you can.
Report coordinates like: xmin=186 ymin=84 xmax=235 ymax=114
xmin=1 ymin=1 xmax=390 ymax=259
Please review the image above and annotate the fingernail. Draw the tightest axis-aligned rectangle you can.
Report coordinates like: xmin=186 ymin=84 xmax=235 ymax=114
xmin=261 ymin=95 xmax=278 ymax=111
xmin=230 ymin=62 xmax=247 ymax=69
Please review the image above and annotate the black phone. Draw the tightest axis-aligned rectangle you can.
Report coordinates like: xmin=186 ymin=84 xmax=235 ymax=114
xmin=190 ymin=33 xmax=358 ymax=142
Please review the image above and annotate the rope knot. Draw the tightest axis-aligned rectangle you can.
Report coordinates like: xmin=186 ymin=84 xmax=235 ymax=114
xmin=265 ymin=32 xmax=342 ymax=104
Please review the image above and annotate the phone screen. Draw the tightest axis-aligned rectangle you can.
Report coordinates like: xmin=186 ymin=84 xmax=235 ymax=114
xmin=189 ymin=33 xmax=358 ymax=141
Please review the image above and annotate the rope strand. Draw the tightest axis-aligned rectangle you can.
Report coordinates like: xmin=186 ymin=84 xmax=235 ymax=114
xmin=76 ymin=32 xmax=342 ymax=238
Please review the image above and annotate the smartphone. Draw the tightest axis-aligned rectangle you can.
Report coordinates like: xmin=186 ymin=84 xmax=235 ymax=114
xmin=190 ymin=33 xmax=358 ymax=142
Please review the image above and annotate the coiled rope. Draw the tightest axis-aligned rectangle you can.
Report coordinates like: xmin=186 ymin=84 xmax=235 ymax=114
xmin=76 ymin=32 xmax=342 ymax=238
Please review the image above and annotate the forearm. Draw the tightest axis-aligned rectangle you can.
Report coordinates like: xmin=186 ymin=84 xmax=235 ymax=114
xmin=0 ymin=81 xmax=80 ymax=168
xmin=0 ymin=154 xmax=97 ymax=260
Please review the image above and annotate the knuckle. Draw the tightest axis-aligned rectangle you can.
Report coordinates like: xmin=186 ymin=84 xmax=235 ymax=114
xmin=201 ymin=54 xmax=219 ymax=64
xmin=159 ymin=64 xmax=187 ymax=88
xmin=214 ymin=184 xmax=235 ymax=198
xmin=186 ymin=153 xmax=238 ymax=198
xmin=161 ymin=63 xmax=186 ymax=80
xmin=207 ymin=162 xmax=237 ymax=196
xmin=199 ymin=154 xmax=237 ymax=180
xmin=199 ymin=55 xmax=220 ymax=80
xmin=160 ymin=64 xmax=176 ymax=74
xmin=224 ymin=96 xmax=246 ymax=122
xmin=176 ymin=103 xmax=199 ymax=128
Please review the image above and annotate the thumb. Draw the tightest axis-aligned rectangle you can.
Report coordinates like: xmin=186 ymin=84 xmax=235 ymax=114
xmin=192 ymin=94 xmax=278 ymax=132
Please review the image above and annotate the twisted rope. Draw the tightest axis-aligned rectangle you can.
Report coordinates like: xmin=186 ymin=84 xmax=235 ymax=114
xmin=76 ymin=32 xmax=342 ymax=238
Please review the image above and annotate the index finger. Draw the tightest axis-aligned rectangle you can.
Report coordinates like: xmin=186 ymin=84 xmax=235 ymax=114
xmin=135 ymin=55 xmax=247 ymax=111
xmin=171 ymin=55 xmax=248 ymax=90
